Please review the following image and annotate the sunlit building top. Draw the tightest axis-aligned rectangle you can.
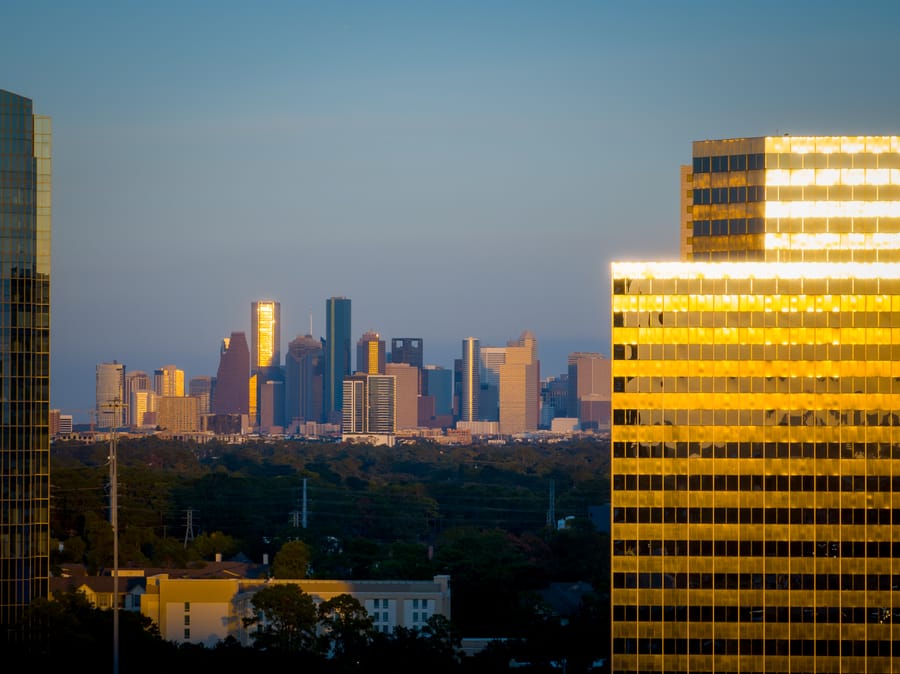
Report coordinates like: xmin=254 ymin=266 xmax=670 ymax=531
xmin=682 ymin=135 xmax=900 ymax=262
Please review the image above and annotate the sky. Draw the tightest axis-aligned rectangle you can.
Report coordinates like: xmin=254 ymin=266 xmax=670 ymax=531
xmin=4 ymin=0 xmax=900 ymax=421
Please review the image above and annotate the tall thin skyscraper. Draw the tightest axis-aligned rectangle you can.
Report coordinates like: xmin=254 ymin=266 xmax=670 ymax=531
xmin=460 ymin=337 xmax=480 ymax=422
xmin=213 ymin=331 xmax=250 ymax=415
xmin=498 ymin=330 xmax=539 ymax=434
xmin=251 ymin=299 xmax=281 ymax=371
xmin=0 ymin=89 xmax=51 ymax=631
xmin=356 ymin=330 xmax=385 ymax=374
xmin=324 ymin=297 xmax=351 ymax=422
xmin=96 ymin=361 xmax=126 ymax=427
xmin=124 ymin=370 xmax=151 ymax=427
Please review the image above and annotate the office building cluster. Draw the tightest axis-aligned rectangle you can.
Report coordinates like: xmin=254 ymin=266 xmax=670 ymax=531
xmin=88 ymin=295 xmax=610 ymax=443
xmin=611 ymin=136 xmax=900 ymax=672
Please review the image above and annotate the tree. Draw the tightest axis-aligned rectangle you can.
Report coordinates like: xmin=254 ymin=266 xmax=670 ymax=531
xmin=316 ymin=593 xmax=375 ymax=661
xmin=272 ymin=540 xmax=311 ymax=579
xmin=244 ymin=583 xmax=318 ymax=652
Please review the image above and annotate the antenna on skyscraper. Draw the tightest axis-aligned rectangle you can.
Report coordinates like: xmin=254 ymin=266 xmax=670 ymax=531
xmin=309 ymin=312 xmax=313 ymax=337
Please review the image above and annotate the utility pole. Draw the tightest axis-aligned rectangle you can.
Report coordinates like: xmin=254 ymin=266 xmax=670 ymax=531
xmin=101 ymin=397 xmax=126 ymax=674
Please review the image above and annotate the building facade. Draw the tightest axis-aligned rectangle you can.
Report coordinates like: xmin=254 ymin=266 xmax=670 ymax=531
xmin=154 ymin=364 xmax=184 ymax=398
xmin=459 ymin=337 xmax=480 ymax=423
xmin=325 ymin=297 xmax=351 ymax=422
xmin=341 ymin=373 xmax=396 ymax=437
xmin=386 ymin=362 xmax=418 ymax=430
xmin=96 ymin=361 xmax=126 ymax=428
xmin=213 ymin=332 xmax=250 ymax=415
xmin=140 ymin=574 xmax=451 ymax=648
xmin=285 ymin=334 xmax=324 ymax=425
xmin=0 ymin=89 xmax=51 ymax=630
xmin=125 ymin=370 xmax=152 ymax=427
xmin=250 ymin=299 xmax=281 ymax=372
xmin=498 ymin=330 xmax=540 ymax=435
xmin=568 ymin=352 xmax=611 ymax=430
xmin=611 ymin=136 xmax=900 ymax=672
xmin=357 ymin=330 xmax=385 ymax=375
xmin=189 ymin=375 xmax=213 ymax=416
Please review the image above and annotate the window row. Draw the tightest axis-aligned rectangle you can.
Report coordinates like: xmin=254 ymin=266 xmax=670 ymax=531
xmin=692 ymin=186 xmax=766 ymax=205
xmin=614 ymin=311 xmax=900 ymax=329
xmin=613 ymin=507 xmax=899 ymax=526
xmin=613 ymin=343 xmax=900 ymax=363
xmin=615 ymin=572 xmax=896 ymax=593
xmin=692 ymin=153 xmax=765 ymax=173
xmin=612 ymin=440 xmax=897 ymax=460
xmin=613 ymin=407 xmax=900 ymax=428
xmin=692 ymin=218 xmax=766 ymax=237
xmin=614 ymin=376 xmax=900 ymax=395
xmin=613 ymin=636 xmax=894 ymax=658
xmin=613 ymin=276 xmax=891 ymax=295
xmin=613 ymin=473 xmax=899 ymax=493
xmin=612 ymin=538 xmax=897 ymax=558
xmin=690 ymin=250 xmax=768 ymax=261
xmin=614 ymin=603 xmax=899 ymax=623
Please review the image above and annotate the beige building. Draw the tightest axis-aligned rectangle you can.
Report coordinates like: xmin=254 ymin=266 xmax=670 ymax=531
xmin=498 ymin=330 xmax=540 ymax=435
xmin=141 ymin=574 xmax=451 ymax=647
xmin=386 ymin=362 xmax=419 ymax=430
xmin=157 ymin=395 xmax=200 ymax=433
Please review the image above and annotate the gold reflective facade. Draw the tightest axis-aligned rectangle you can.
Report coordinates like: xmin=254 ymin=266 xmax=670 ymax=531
xmin=611 ymin=136 xmax=900 ymax=673
xmin=689 ymin=136 xmax=900 ymax=263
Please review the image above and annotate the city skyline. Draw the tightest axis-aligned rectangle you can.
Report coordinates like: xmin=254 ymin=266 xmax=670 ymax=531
xmin=5 ymin=2 xmax=900 ymax=419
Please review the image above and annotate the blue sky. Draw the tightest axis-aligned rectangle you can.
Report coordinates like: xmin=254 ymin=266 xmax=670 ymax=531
xmin=4 ymin=1 xmax=900 ymax=420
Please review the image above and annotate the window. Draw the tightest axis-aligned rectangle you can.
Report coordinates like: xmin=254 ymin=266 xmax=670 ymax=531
xmin=184 ymin=615 xmax=190 ymax=626
xmin=184 ymin=602 xmax=190 ymax=612
xmin=184 ymin=629 xmax=190 ymax=640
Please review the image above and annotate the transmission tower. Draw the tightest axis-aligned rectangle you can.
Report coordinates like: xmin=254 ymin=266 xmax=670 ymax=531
xmin=183 ymin=508 xmax=196 ymax=548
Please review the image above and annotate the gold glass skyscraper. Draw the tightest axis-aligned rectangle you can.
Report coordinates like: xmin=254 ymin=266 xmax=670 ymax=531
xmin=0 ymin=90 xmax=51 ymax=633
xmin=611 ymin=136 xmax=900 ymax=672
xmin=251 ymin=299 xmax=281 ymax=371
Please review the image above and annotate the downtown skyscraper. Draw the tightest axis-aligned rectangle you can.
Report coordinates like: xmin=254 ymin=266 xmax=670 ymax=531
xmin=0 ymin=90 xmax=51 ymax=633
xmin=611 ymin=136 xmax=900 ymax=672
xmin=213 ymin=331 xmax=250 ymax=416
xmin=324 ymin=297 xmax=351 ymax=423
xmin=459 ymin=337 xmax=480 ymax=423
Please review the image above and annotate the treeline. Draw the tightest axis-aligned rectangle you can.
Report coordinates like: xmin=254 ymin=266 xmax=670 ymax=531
xmin=48 ymin=436 xmax=611 ymax=667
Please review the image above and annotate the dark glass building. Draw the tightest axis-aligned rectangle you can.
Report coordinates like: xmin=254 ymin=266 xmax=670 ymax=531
xmin=324 ymin=297 xmax=351 ymax=423
xmin=391 ymin=337 xmax=423 ymax=369
xmin=284 ymin=334 xmax=324 ymax=424
xmin=213 ymin=331 xmax=249 ymax=415
xmin=0 ymin=90 xmax=51 ymax=633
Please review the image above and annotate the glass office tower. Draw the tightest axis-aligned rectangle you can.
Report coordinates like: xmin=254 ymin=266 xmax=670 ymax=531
xmin=611 ymin=137 xmax=900 ymax=672
xmin=324 ymin=297 xmax=351 ymax=422
xmin=0 ymin=90 xmax=51 ymax=633
xmin=251 ymin=299 xmax=281 ymax=371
